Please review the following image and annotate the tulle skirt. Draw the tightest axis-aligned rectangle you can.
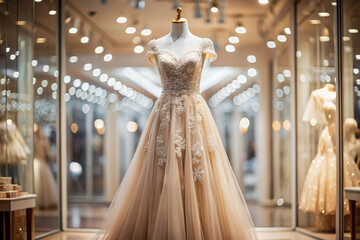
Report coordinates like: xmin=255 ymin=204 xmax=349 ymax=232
xmin=94 ymin=93 xmax=257 ymax=240
xmin=299 ymin=137 xmax=360 ymax=215
xmin=34 ymin=158 xmax=58 ymax=208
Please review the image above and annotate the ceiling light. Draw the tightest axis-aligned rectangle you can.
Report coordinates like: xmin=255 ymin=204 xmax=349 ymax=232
xmin=247 ymin=68 xmax=257 ymax=77
xmin=37 ymin=87 xmax=43 ymax=95
xmin=356 ymin=55 xmax=360 ymax=60
xmin=116 ymin=16 xmax=127 ymax=23
xmin=32 ymin=60 xmax=38 ymax=66
xmin=318 ymin=12 xmax=330 ymax=17
xmin=64 ymin=75 xmax=71 ymax=83
xmin=331 ymin=1 xmax=336 ymax=6
xmin=235 ymin=26 xmax=246 ymax=34
xmin=36 ymin=38 xmax=46 ymax=43
xmin=95 ymin=46 xmax=104 ymax=54
xmin=126 ymin=27 xmax=136 ymax=34
xmin=247 ymin=55 xmax=256 ymax=63
xmin=81 ymin=82 xmax=89 ymax=91
xmin=267 ymin=41 xmax=276 ymax=48
xmin=277 ymin=34 xmax=287 ymax=42
xmin=277 ymin=74 xmax=285 ymax=82
xmin=320 ymin=27 xmax=330 ymax=42
xmin=237 ymin=75 xmax=247 ymax=84
xmin=258 ymin=0 xmax=269 ymax=4
xmin=228 ymin=36 xmax=239 ymax=44
xmin=41 ymin=79 xmax=48 ymax=87
xmin=35 ymin=0 xmax=42 ymax=2
xmin=141 ymin=28 xmax=152 ymax=36
xmin=319 ymin=36 xmax=330 ymax=42
xmin=284 ymin=27 xmax=291 ymax=34
xmin=211 ymin=6 xmax=219 ymax=13
xmin=132 ymin=36 xmax=141 ymax=44
xmin=13 ymin=71 xmax=19 ymax=78
xmin=10 ymin=54 xmax=16 ymax=60
xmin=127 ymin=121 xmax=138 ymax=133
xmin=73 ymin=79 xmax=81 ymax=88
xmin=310 ymin=19 xmax=321 ymax=24
xmin=283 ymin=69 xmax=291 ymax=77
xmin=100 ymin=74 xmax=108 ymax=82
xmin=16 ymin=21 xmax=26 ymax=25
xmin=104 ymin=53 xmax=112 ymax=62
xmin=69 ymin=56 xmax=78 ymax=63
xmin=49 ymin=10 xmax=57 ymax=15
xmin=83 ymin=63 xmax=92 ymax=71
xmin=81 ymin=36 xmax=89 ymax=43
xmin=69 ymin=27 xmax=78 ymax=34
xmin=92 ymin=68 xmax=101 ymax=77
xmin=42 ymin=65 xmax=49 ymax=73
xmin=349 ymin=29 xmax=359 ymax=34
xmin=225 ymin=45 xmax=236 ymax=52
xmin=107 ymin=77 xmax=116 ymax=86
xmin=134 ymin=45 xmax=144 ymax=53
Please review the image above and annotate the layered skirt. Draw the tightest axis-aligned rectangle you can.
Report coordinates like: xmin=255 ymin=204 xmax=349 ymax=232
xmin=94 ymin=93 xmax=257 ymax=240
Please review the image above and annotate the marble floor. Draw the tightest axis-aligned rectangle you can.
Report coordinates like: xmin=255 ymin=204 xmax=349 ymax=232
xmin=42 ymin=231 xmax=318 ymax=240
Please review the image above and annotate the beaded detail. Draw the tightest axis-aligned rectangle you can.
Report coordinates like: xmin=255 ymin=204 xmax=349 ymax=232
xmin=146 ymin=38 xmax=216 ymax=94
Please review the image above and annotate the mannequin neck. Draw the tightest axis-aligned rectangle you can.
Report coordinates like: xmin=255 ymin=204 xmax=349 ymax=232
xmin=170 ymin=22 xmax=190 ymax=41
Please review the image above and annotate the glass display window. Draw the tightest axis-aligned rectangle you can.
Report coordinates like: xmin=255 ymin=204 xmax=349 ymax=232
xmin=341 ymin=0 xmax=360 ymax=238
xmin=296 ymin=0 xmax=338 ymax=238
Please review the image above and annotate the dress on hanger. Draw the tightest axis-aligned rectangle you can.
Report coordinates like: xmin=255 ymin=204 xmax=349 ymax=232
xmin=94 ymin=38 xmax=257 ymax=240
xmin=34 ymin=128 xmax=58 ymax=208
xmin=0 ymin=121 xmax=30 ymax=165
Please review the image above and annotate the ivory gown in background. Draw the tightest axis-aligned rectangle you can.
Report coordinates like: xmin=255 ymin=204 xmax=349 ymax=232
xmin=93 ymin=38 xmax=258 ymax=240
xmin=300 ymin=87 xmax=360 ymax=231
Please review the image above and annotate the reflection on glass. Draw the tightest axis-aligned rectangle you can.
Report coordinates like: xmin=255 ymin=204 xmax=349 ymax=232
xmin=32 ymin=0 xmax=60 ymax=235
xmin=296 ymin=0 xmax=339 ymax=237
xmin=342 ymin=0 xmax=360 ymax=238
xmin=270 ymin=11 xmax=292 ymax=227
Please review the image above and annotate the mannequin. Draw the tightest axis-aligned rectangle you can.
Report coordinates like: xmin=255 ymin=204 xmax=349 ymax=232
xmin=302 ymin=83 xmax=336 ymax=124
xmin=155 ymin=8 xmax=204 ymax=59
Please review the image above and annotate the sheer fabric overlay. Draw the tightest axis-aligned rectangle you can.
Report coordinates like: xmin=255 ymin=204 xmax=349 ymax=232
xmin=94 ymin=38 xmax=257 ymax=240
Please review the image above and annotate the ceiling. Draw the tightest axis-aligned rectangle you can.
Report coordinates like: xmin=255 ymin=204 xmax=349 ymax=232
xmin=66 ymin=0 xmax=273 ymax=54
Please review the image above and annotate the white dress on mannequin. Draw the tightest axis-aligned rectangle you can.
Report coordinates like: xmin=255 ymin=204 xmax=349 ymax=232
xmin=299 ymin=87 xmax=360 ymax=231
xmin=94 ymin=22 xmax=257 ymax=240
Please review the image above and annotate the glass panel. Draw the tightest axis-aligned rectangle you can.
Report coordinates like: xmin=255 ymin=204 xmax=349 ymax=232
xmin=33 ymin=0 xmax=60 ymax=235
xmin=270 ymin=11 xmax=292 ymax=227
xmin=296 ymin=0 xmax=337 ymax=238
xmin=342 ymin=0 xmax=360 ymax=238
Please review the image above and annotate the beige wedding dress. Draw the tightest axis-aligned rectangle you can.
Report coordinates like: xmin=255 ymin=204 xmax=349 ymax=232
xmin=94 ymin=38 xmax=258 ymax=240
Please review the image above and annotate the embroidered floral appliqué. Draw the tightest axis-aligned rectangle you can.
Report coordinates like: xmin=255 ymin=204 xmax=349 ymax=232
xmin=156 ymin=135 xmax=167 ymax=166
xmin=192 ymin=141 xmax=203 ymax=157
xmin=208 ymin=135 xmax=217 ymax=152
xmin=193 ymin=166 xmax=205 ymax=182
xmin=174 ymin=128 xmax=186 ymax=158
xmin=173 ymin=96 xmax=185 ymax=115
xmin=188 ymin=114 xmax=195 ymax=134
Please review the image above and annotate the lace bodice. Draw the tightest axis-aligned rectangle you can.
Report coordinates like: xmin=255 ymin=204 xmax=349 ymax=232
xmin=146 ymin=38 xmax=217 ymax=94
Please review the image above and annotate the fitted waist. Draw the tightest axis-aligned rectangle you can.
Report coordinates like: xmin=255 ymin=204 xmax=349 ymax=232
xmin=161 ymin=89 xmax=200 ymax=95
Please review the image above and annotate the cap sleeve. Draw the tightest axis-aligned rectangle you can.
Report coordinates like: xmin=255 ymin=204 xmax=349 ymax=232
xmin=145 ymin=39 xmax=158 ymax=63
xmin=302 ymin=90 xmax=326 ymax=124
xmin=202 ymin=38 xmax=217 ymax=62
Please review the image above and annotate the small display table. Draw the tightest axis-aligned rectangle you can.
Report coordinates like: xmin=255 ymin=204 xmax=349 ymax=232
xmin=0 ymin=194 xmax=36 ymax=240
xmin=345 ymin=187 xmax=360 ymax=240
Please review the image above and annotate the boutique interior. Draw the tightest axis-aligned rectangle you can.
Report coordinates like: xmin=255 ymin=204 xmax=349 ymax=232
xmin=1 ymin=0 xmax=360 ymax=239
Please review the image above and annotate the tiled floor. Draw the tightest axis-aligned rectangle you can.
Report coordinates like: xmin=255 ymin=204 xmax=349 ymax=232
xmin=42 ymin=231 xmax=317 ymax=240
